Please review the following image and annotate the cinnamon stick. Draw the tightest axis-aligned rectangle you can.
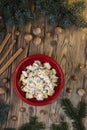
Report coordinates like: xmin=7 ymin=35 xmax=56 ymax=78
xmin=0 ymin=48 xmax=23 ymax=75
xmin=0 ymin=40 xmax=16 ymax=65
xmin=0 ymin=33 xmax=11 ymax=53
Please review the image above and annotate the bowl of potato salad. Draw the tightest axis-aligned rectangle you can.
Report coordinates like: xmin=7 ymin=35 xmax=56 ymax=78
xmin=13 ymin=54 xmax=64 ymax=106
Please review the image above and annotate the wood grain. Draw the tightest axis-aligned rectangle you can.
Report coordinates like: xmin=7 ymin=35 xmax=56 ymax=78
xmin=0 ymin=1 xmax=87 ymax=129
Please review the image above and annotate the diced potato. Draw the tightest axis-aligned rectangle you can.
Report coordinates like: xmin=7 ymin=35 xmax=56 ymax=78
xmin=48 ymin=90 xmax=54 ymax=96
xmin=36 ymin=94 xmax=44 ymax=100
xmin=20 ymin=74 xmax=25 ymax=81
xmin=44 ymin=62 xmax=51 ymax=69
xmin=26 ymin=93 xmax=33 ymax=99
xmin=22 ymin=71 xmax=27 ymax=77
xmin=52 ymin=69 xmax=57 ymax=74
xmin=22 ymin=86 xmax=29 ymax=92
xmin=43 ymin=93 xmax=48 ymax=98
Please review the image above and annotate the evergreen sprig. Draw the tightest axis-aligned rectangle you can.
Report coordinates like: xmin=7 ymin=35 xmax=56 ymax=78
xmin=0 ymin=0 xmax=87 ymax=29
xmin=61 ymin=99 xmax=87 ymax=130
xmin=4 ymin=116 xmax=45 ymax=130
xmin=0 ymin=0 xmax=35 ymax=27
xmin=0 ymin=102 xmax=10 ymax=124
xmin=3 ymin=100 xmax=87 ymax=130
xmin=77 ymin=101 xmax=87 ymax=119
xmin=4 ymin=128 xmax=15 ymax=130
xmin=61 ymin=99 xmax=77 ymax=120
xmin=51 ymin=122 xmax=69 ymax=130
xmin=36 ymin=0 xmax=87 ymax=28
xmin=69 ymin=0 xmax=86 ymax=15
xmin=19 ymin=116 xmax=45 ymax=130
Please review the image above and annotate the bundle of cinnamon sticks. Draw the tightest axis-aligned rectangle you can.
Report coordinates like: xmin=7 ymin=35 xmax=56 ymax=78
xmin=0 ymin=33 xmax=23 ymax=75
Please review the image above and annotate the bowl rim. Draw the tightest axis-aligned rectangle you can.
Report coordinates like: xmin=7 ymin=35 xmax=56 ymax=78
xmin=12 ymin=54 xmax=64 ymax=106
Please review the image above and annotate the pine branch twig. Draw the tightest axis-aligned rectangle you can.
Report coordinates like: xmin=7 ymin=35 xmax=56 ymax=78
xmin=61 ymin=98 xmax=87 ymax=130
xmin=77 ymin=102 xmax=87 ymax=119
xmin=19 ymin=116 xmax=45 ymax=130
xmin=4 ymin=128 xmax=16 ymax=130
xmin=51 ymin=122 xmax=69 ymax=130
xmin=61 ymin=98 xmax=77 ymax=120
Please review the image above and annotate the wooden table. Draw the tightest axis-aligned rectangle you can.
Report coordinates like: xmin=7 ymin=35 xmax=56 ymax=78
xmin=0 ymin=19 xmax=87 ymax=130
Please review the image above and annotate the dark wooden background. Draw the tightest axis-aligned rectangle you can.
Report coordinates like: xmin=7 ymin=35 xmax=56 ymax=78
xmin=0 ymin=0 xmax=87 ymax=129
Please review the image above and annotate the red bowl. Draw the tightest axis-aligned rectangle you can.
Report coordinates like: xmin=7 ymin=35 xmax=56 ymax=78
xmin=13 ymin=54 xmax=64 ymax=106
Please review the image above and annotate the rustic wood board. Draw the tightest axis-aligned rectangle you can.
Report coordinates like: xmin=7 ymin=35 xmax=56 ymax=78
xmin=0 ymin=2 xmax=87 ymax=130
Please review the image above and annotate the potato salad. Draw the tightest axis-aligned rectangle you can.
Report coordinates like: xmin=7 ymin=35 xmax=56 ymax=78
xmin=20 ymin=60 xmax=58 ymax=101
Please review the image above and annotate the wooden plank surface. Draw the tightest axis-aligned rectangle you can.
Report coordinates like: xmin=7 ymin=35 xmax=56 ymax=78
xmin=0 ymin=2 xmax=87 ymax=130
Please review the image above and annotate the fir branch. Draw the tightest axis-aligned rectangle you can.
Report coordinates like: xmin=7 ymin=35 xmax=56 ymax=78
xmin=18 ymin=123 xmax=31 ymax=130
xmin=0 ymin=0 xmax=35 ymax=27
xmin=36 ymin=0 xmax=87 ymax=28
xmin=69 ymin=0 xmax=86 ymax=15
xmin=77 ymin=101 xmax=87 ymax=119
xmin=0 ymin=0 xmax=87 ymax=28
xmin=61 ymin=99 xmax=77 ymax=120
xmin=61 ymin=99 xmax=87 ymax=130
xmin=4 ymin=128 xmax=16 ymax=130
xmin=70 ymin=14 xmax=87 ymax=28
xmin=72 ymin=120 xmax=85 ymax=130
xmin=60 ymin=122 xmax=69 ymax=130
xmin=51 ymin=124 xmax=61 ymax=130
xmin=19 ymin=116 xmax=45 ymax=130
xmin=0 ymin=102 xmax=10 ymax=124
xmin=51 ymin=122 xmax=69 ymax=130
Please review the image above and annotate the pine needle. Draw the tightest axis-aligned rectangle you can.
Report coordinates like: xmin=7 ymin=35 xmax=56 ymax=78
xmin=36 ymin=0 xmax=87 ymax=28
xmin=69 ymin=0 xmax=86 ymax=15
xmin=77 ymin=102 xmax=87 ymax=119
xmin=61 ymin=98 xmax=87 ymax=130
xmin=0 ymin=0 xmax=35 ymax=27
xmin=51 ymin=122 xmax=69 ymax=130
xmin=61 ymin=98 xmax=77 ymax=120
xmin=72 ymin=121 xmax=85 ymax=130
xmin=19 ymin=116 xmax=45 ymax=130
xmin=4 ymin=128 xmax=15 ymax=130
